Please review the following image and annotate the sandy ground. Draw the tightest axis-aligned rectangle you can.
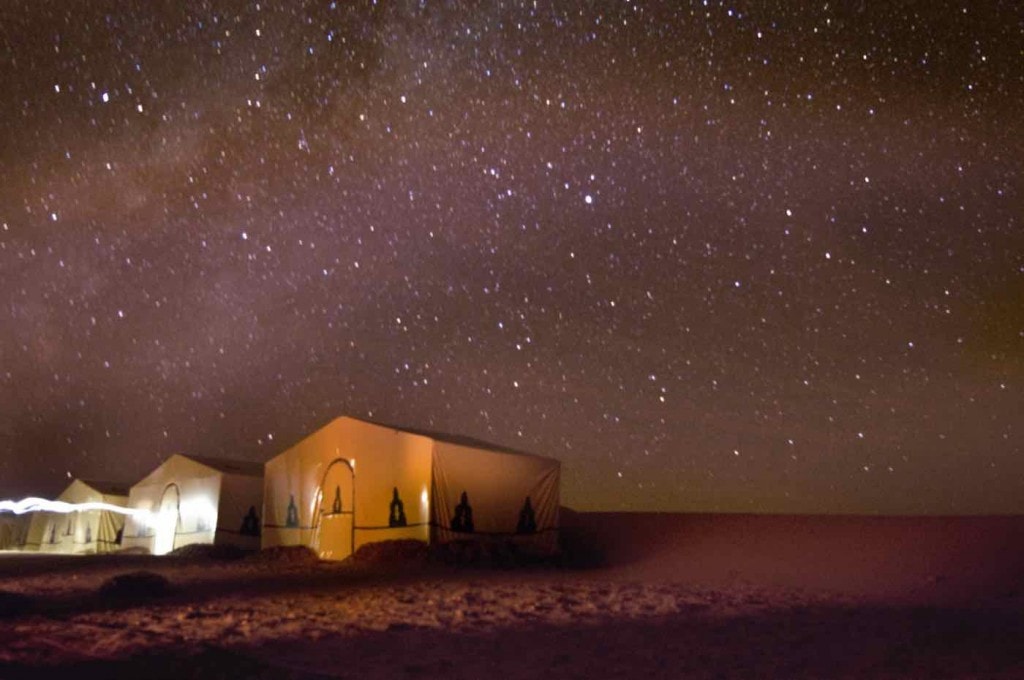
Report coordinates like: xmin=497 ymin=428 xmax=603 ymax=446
xmin=1 ymin=512 xmax=1023 ymax=679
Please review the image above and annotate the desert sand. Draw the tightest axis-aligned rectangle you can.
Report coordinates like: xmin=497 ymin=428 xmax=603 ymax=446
xmin=1 ymin=512 xmax=1023 ymax=679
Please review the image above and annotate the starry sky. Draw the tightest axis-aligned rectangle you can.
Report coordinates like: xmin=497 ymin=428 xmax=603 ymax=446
xmin=1 ymin=1 xmax=1021 ymax=514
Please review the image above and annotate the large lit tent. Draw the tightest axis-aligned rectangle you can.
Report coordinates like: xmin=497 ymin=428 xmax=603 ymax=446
xmin=262 ymin=416 xmax=560 ymax=561
xmin=23 ymin=479 xmax=129 ymax=554
xmin=122 ymin=454 xmax=264 ymax=555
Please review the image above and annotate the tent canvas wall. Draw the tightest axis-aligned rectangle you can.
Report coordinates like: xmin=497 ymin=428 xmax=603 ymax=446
xmin=122 ymin=454 xmax=264 ymax=555
xmin=263 ymin=416 xmax=560 ymax=561
xmin=0 ymin=513 xmax=29 ymax=550
xmin=23 ymin=479 xmax=129 ymax=554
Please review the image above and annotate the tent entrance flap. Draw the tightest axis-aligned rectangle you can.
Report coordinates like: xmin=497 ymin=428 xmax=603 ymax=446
xmin=313 ymin=458 xmax=354 ymax=560
xmin=154 ymin=483 xmax=181 ymax=555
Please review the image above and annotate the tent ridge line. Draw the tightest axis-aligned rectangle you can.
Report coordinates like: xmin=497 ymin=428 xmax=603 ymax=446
xmin=261 ymin=523 xmax=559 ymax=536
xmin=353 ymin=522 xmax=431 ymax=531
xmin=213 ymin=527 xmax=264 ymax=536
xmin=264 ymin=523 xmax=317 ymax=530
xmin=171 ymin=529 xmax=217 ymax=538
xmin=429 ymin=523 xmax=561 ymax=536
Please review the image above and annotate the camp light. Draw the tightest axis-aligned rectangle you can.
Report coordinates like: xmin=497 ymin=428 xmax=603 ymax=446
xmin=152 ymin=501 xmax=179 ymax=555
xmin=131 ymin=504 xmax=157 ymax=532
xmin=0 ymin=496 xmax=147 ymax=517
xmin=309 ymin=489 xmax=321 ymax=518
xmin=180 ymin=496 xmax=218 ymax=533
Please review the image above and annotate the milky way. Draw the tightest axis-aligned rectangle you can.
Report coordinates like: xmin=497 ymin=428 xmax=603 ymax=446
xmin=1 ymin=1 xmax=1021 ymax=513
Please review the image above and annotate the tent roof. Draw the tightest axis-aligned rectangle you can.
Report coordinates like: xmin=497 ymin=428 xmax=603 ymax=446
xmin=78 ymin=479 xmax=131 ymax=497
xmin=342 ymin=415 xmax=559 ymax=464
xmin=185 ymin=455 xmax=264 ymax=477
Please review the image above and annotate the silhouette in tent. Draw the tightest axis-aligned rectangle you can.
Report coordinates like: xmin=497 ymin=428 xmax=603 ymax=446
xmin=516 ymin=496 xmax=537 ymax=534
xmin=240 ymin=506 xmax=261 ymax=536
xmin=331 ymin=486 xmax=342 ymax=514
xmin=85 ymin=524 xmax=92 ymax=543
xmin=450 ymin=491 xmax=475 ymax=533
xmin=389 ymin=487 xmax=407 ymax=527
xmin=286 ymin=494 xmax=300 ymax=528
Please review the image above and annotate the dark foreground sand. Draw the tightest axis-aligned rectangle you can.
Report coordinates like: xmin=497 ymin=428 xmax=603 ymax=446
xmin=1 ymin=512 xmax=1023 ymax=679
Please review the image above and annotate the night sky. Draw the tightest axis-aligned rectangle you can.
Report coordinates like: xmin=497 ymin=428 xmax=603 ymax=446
xmin=1 ymin=1 xmax=1021 ymax=514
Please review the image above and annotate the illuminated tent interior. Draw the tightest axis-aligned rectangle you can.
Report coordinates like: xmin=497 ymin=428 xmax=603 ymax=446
xmin=23 ymin=479 xmax=129 ymax=554
xmin=122 ymin=454 xmax=264 ymax=556
xmin=262 ymin=416 xmax=561 ymax=561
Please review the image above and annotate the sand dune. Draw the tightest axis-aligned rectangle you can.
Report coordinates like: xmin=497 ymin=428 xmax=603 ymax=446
xmin=1 ymin=512 xmax=1022 ymax=678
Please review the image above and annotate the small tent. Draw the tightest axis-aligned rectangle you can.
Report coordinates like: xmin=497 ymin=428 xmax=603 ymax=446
xmin=122 ymin=454 xmax=264 ymax=555
xmin=23 ymin=479 xmax=129 ymax=554
xmin=262 ymin=416 xmax=560 ymax=561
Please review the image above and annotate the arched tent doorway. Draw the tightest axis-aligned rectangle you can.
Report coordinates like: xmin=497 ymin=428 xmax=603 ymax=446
xmin=154 ymin=483 xmax=181 ymax=555
xmin=312 ymin=458 xmax=354 ymax=560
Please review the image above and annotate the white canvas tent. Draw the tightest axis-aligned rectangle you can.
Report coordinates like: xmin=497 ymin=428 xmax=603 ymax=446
xmin=23 ymin=479 xmax=129 ymax=554
xmin=122 ymin=454 xmax=264 ymax=555
xmin=262 ymin=416 xmax=560 ymax=561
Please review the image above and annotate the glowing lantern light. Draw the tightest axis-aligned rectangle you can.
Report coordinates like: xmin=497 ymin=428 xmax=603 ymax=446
xmin=153 ymin=497 xmax=179 ymax=556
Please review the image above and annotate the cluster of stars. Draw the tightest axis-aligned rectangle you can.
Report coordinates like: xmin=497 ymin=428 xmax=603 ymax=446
xmin=0 ymin=1 xmax=1020 ymax=514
